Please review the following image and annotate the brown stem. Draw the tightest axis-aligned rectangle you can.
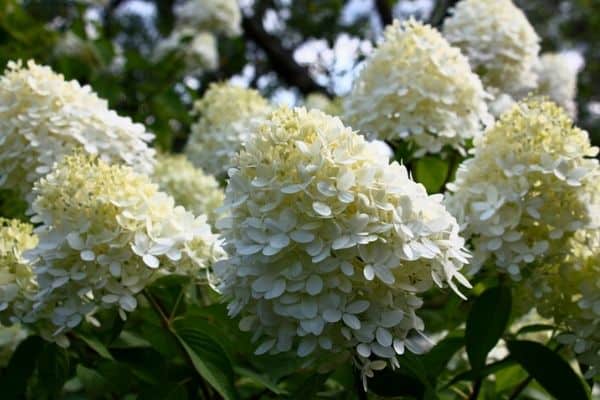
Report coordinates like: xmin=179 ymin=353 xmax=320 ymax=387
xmin=468 ymin=378 xmax=482 ymax=400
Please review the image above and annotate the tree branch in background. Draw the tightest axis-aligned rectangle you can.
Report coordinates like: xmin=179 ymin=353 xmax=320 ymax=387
xmin=375 ymin=0 xmax=394 ymax=26
xmin=429 ymin=0 xmax=460 ymax=27
xmin=241 ymin=15 xmax=331 ymax=96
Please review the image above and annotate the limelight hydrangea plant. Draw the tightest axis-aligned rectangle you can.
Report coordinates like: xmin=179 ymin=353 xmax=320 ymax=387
xmin=24 ymin=154 xmax=225 ymax=344
xmin=0 ymin=60 xmax=155 ymax=199
xmin=154 ymin=29 xmax=218 ymax=74
xmin=185 ymin=83 xmax=272 ymax=178
xmin=344 ymin=19 xmax=491 ymax=157
xmin=214 ymin=107 xmax=471 ymax=385
xmin=445 ymin=99 xmax=599 ymax=279
xmin=153 ymin=153 xmax=225 ymax=224
xmin=536 ymin=53 xmax=579 ymax=117
xmin=443 ymin=0 xmax=540 ymax=98
xmin=174 ymin=0 xmax=241 ymax=37
xmin=0 ymin=218 xmax=38 ymax=325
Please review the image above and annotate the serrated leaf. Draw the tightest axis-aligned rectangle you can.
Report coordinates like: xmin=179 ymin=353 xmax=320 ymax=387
xmin=0 ymin=335 xmax=44 ymax=399
xmin=507 ymin=340 xmax=588 ymax=400
xmin=413 ymin=156 xmax=449 ymax=193
xmin=172 ymin=319 xmax=238 ymax=400
xmin=466 ymin=285 xmax=512 ymax=372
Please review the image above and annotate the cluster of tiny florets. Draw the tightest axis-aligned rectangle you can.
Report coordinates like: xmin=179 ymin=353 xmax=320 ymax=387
xmin=0 ymin=60 xmax=155 ymax=199
xmin=24 ymin=154 xmax=224 ymax=344
xmin=443 ymin=0 xmax=540 ymax=98
xmin=185 ymin=83 xmax=271 ymax=178
xmin=154 ymin=29 xmax=218 ymax=74
xmin=445 ymin=99 xmax=599 ymax=278
xmin=0 ymin=218 xmax=38 ymax=325
xmin=304 ymin=93 xmax=343 ymax=117
xmin=174 ymin=0 xmax=241 ymax=37
xmin=536 ymin=53 xmax=578 ymax=117
xmin=214 ymin=107 xmax=471 ymax=378
xmin=153 ymin=153 xmax=225 ymax=224
xmin=344 ymin=19 xmax=491 ymax=156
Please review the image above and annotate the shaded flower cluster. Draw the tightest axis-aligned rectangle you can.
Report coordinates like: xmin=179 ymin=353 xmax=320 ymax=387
xmin=174 ymin=0 xmax=241 ymax=37
xmin=0 ymin=60 xmax=155 ymax=199
xmin=443 ymin=0 xmax=540 ymax=98
xmin=344 ymin=19 xmax=491 ymax=156
xmin=445 ymin=99 xmax=599 ymax=278
xmin=24 ymin=154 xmax=224 ymax=343
xmin=304 ymin=93 xmax=342 ymax=117
xmin=214 ymin=107 xmax=470 ymax=378
xmin=0 ymin=218 xmax=37 ymax=325
xmin=185 ymin=83 xmax=271 ymax=178
xmin=154 ymin=29 xmax=218 ymax=74
xmin=0 ymin=324 xmax=28 ymax=367
xmin=153 ymin=153 xmax=225 ymax=224
xmin=536 ymin=53 xmax=578 ymax=117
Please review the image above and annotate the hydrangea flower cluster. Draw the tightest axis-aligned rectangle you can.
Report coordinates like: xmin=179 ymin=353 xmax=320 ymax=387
xmin=0 ymin=60 xmax=155 ymax=199
xmin=0 ymin=218 xmax=37 ymax=325
xmin=536 ymin=53 xmax=578 ymax=117
xmin=0 ymin=324 xmax=28 ymax=367
xmin=153 ymin=153 xmax=225 ymax=224
xmin=443 ymin=0 xmax=540 ymax=98
xmin=304 ymin=93 xmax=342 ymax=117
xmin=185 ymin=83 xmax=271 ymax=178
xmin=344 ymin=19 xmax=491 ymax=156
xmin=24 ymin=154 xmax=224 ymax=343
xmin=445 ymin=99 xmax=599 ymax=278
xmin=154 ymin=29 xmax=218 ymax=74
xmin=519 ymin=229 xmax=600 ymax=378
xmin=214 ymin=107 xmax=471 ymax=378
xmin=174 ymin=0 xmax=241 ymax=37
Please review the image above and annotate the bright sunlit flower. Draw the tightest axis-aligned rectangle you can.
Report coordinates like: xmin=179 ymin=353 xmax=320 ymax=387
xmin=185 ymin=83 xmax=271 ymax=178
xmin=153 ymin=153 xmax=225 ymax=224
xmin=24 ymin=154 xmax=224 ymax=344
xmin=344 ymin=19 xmax=491 ymax=156
xmin=445 ymin=99 xmax=599 ymax=278
xmin=443 ymin=0 xmax=540 ymax=98
xmin=536 ymin=52 xmax=578 ymax=117
xmin=0 ymin=60 xmax=155 ymax=199
xmin=214 ymin=107 xmax=471 ymax=378
xmin=174 ymin=0 xmax=241 ymax=37
xmin=0 ymin=218 xmax=37 ymax=325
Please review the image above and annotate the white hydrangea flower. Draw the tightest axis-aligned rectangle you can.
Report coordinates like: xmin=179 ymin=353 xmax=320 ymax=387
xmin=24 ymin=154 xmax=225 ymax=344
xmin=0 ymin=60 xmax=155 ymax=199
xmin=154 ymin=29 xmax=218 ymax=74
xmin=445 ymin=99 xmax=599 ymax=278
xmin=54 ymin=31 xmax=87 ymax=57
xmin=174 ymin=0 xmax=241 ymax=37
xmin=486 ymin=87 xmax=516 ymax=118
xmin=185 ymin=83 xmax=271 ymax=178
xmin=0 ymin=218 xmax=38 ymax=325
xmin=214 ymin=107 xmax=471 ymax=378
xmin=344 ymin=19 xmax=491 ymax=157
xmin=536 ymin=53 xmax=578 ymax=117
xmin=153 ymin=153 xmax=225 ymax=224
xmin=443 ymin=0 xmax=540 ymax=98
xmin=519 ymin=229 xmax=600 ymax=378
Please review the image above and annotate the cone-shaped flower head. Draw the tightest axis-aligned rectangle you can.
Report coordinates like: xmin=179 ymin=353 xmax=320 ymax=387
xmin=0 ymin=218 xmax=37 ymax=325
xmin=445 ymin=99 xmax=599 ymax=278
xmin=344 ymin=19 xmax=491 ymax=156
xmin=536 ymin=52 xmax=578 ymax=117
xmin=25 ymin=154 xmax=224 ymax=343
xmin=185 ymin=83 xmax=271 ymax=178
xmin=214 ymin=107 xmax=471 ymax=376
xmin=443 ymin=0 xmax=540 ymax=97
xmin=0 ymin=60 xmax=155 ymax=199
xmin=174 ymin=0 xmax=241 ymax=37
xmin=153 ymin=153 xmax=224 ymax=224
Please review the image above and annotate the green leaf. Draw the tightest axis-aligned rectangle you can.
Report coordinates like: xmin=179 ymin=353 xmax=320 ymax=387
xmin=36 ymin=343 xmax=70 ymax=398
xmin=413 ymin=156 xmax=449 ymax=193
xmin=0 ymin=335 xmax=44 ymax=399
xmin=507 ymin=340 xmax=589 ymax=400
xmin=234 ymin=366 xmax=287 ymax=395
xmin=447 ymin=357 xmax=515 ymax=386
xmin=76 ymin=365 xmax=111 ymax=397
xmin=515 ymin=324 xmax=556 ymax=336
xmin=368 ymin=367 xmax=426 ymax=398
xmin=172 ymin=318 xmax=238 ymax=400
xmin=289 ymin=372 xmax=330 ymax=400
xmin=422 ymin=335 xmax=464 ymax=381
xmin=75 ymin=333 xmax=114 ymax=360
xmin=466 ymin=285 xmax=512 ymax=372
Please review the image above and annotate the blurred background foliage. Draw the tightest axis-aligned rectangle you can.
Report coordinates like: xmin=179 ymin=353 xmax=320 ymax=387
xmin=1 ymin=0 xmax=598 ymax=153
